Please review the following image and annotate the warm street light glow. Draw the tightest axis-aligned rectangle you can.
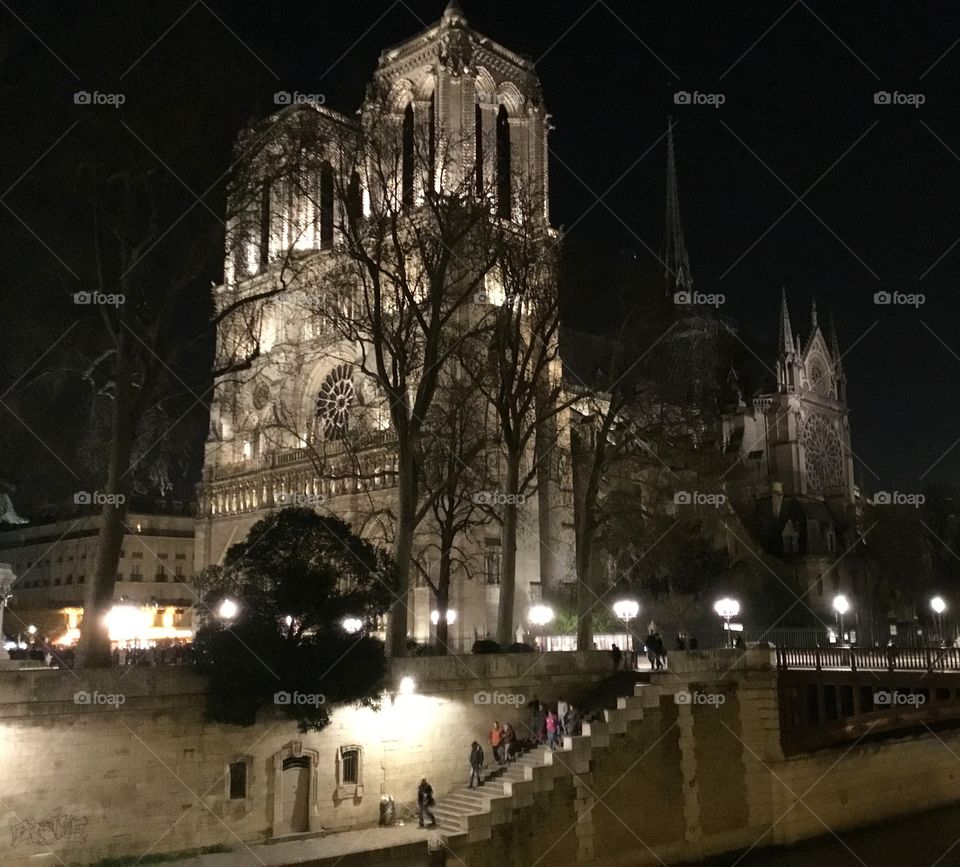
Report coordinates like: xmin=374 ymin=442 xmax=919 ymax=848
xmin=218 ymin=598 xmax=239 ymax=620
xmin=27 ymin=625 xmax=37 ymax=636
xmin=342 ymin=617 xmax=362 ymax=634
xmin=832 ymin=595 xmax=850 ymax=615
xmin=613 ymin=599 xmax=640 ymax=622
xmin=932 ymin=596 xmax=947 ymax=615
xmin=430 ymin=609 xmax=457 ymax=625
xmin=528 ymin=604 xmax=554 ymax=626
xmin=399 ymin=676 xmax=416 ymax=695
xmin=713 ymin=598 xmax=740 ymax=620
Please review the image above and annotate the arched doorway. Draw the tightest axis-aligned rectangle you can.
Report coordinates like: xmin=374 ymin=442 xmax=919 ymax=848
xmin=272 ymin=742 xmax=318 ymax=836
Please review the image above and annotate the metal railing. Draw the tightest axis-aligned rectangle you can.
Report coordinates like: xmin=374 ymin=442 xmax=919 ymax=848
xmin=776 ymin=645 xmax=960 ymax=672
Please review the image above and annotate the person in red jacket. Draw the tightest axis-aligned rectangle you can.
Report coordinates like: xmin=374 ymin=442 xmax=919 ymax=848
xmin=489 ymin=720 xmax=503 ymax=764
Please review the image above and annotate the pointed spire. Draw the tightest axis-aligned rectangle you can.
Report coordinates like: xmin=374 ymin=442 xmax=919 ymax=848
xmin=778 ymin=287 xmax=794 ymax=357
xmin=663 ymin=116 xmax=694 ymax=296
xmin=811 ymin=297 xmax=818 ymax=331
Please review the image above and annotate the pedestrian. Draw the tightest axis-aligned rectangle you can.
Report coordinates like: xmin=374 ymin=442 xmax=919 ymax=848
xmin=734 ymin=634 xmax=745 ymax=649
xmin=557 ymin=696 xmax=568 ymax=734
xmin=564 ymin=703 xmax=580 ymax=737
xmin=546 ymin=709 xmax=559 ymax=750
xmin=611 ymin=643 xmax=622 ymax=671
xmin=652 ymin=632 xmax=666 ymax=670
xmin=489 ymin=720 xmax=503 ymax=763
xmin=417 ymin=778 xmax=436 ymax=828
xmin=469 ymin=741 xmax=484 ymax=789
xmin=675 ymin=635 xmax=686 ymax=651
xmin=501 ymin=723 xmax=515 ymax=763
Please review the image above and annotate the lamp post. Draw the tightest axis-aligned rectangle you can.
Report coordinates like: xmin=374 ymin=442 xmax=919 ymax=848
xmin=341 ymin=617 xmax=362 ymax=634
xmin=217 ymin=598 xmax=238 ymax=621
xmin=713 ymin=598 xmax=740 ymax=647
xmin=528 ymin=604 xmax=554 ymax=651
xmin=931 ymin=596 xmax=947 ymax=646
xmin=833 ymin=595 xmax=850 ymax=645
xmin=613 ymin=598 xmax=640 ymax=655
xmin=430 ymin=609 xmax=457 ymax=626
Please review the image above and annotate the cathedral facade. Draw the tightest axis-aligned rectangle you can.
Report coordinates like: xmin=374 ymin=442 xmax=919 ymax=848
xmin=195 ymin=2 xmax=575 ymax=648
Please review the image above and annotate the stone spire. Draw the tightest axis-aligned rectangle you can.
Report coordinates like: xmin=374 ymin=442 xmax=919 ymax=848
xmin=828 ymin=311 xmax=846 ymax=400
xmin=777 ymin=288 xmax=799 ymax=392
xmin=811 ymin=297 xmax=818 ymax=331
xmin=778 ymin=287 xmax=794 ymax=358
xmin=663 ymin=116 xmax=694 ymax=297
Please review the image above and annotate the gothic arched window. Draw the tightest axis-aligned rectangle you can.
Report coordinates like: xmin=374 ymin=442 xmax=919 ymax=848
xmin=402 ymin=103 xmax=415 ymax=206
xmin=346 ymin=171 xmax=363 ymax=222
xmin=475 ymin=102 xmax=484 ymax=196
xmin=428 ymin=92 xmax=436 ymax=195
xmin=496 ymin=105 xmax=511 ymax=218
xmin=319 ymin=161 xmax=334 ymax=249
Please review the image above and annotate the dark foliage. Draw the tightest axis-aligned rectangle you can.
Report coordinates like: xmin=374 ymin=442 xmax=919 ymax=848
xmin=193 ymin=508 xmax=397 ymax=731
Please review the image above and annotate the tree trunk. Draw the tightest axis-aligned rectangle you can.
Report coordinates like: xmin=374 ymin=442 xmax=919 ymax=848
xmin=435 ymin=546 xmax=451 ymax=655
xmin=388 ymin=443 xmax=416 ymax=658
xmin=75 ymin=364 xmax=136 ymax=668
xmin=576 ymin=511 xmax=596 ymax=652
xmin=496 ymin=452 xmax=521 ymax=647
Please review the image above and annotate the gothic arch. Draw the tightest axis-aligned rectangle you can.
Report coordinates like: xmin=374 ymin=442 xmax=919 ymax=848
xmin=475 ymin=67 xmax=497 ymax=106
xmin=495 ymin=81 xmax=525 ymax=116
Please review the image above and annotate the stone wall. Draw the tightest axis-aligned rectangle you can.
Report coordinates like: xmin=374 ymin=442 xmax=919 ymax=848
xmin=6 ymin=651 xmax=960 ymax=866
xmin=0 ymin=652 xmax=613 ymax=866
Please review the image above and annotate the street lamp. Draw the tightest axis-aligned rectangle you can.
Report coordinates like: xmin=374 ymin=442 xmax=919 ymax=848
xmin=931 ymin=596 xmax=947 ymax=645
xmin=833 ymin=595 xmax=850 ymax=645
xmin=613 ymin=598 xmax=640 ymax=654
xmin=341 ymin=617 xmax=362 ymax=634
xmin=528 ymin=604 xmax=554 ymax=651
xmin=217 ymin=598 xmax=238 ymax=620
xmin=430 ymin=609 xmax=457 ymax=626
xmin=714 ymin=598 xmax=740 ymax=647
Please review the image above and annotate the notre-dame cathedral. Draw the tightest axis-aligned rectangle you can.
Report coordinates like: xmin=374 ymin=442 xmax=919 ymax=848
xmin=196 ymin=1 xmax=867 ymax=645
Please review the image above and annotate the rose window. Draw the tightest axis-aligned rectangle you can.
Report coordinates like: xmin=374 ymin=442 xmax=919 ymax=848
xmin=316 ymin=364 xmax=356 ymax=440
xmin=801 ymin=412 xmax=844 ymax=492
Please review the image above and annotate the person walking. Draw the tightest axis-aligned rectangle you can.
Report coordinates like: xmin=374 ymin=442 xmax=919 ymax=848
xmin=469 ymin=741 xmax=484 ymax=789
xmin=564 ymin=703 xmax=580 ymax=737
xmin=546 ymin=709 xmax=559 ymax=751
xmin=489 ymin=720 xmax=503 ymax=764
xmin=611 ymin=644 xmax=622 ymax=671
xmin=501 ymin=723 xmax=515 ymax=763
xmin=557 ymin=696 xmax=569 ymax=735
xmin=417 ymin=778 xmax=436 ymax=828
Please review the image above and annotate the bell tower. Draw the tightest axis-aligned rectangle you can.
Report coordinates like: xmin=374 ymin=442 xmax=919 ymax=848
xmin=369 ymin=1 xmax=551 ymax=222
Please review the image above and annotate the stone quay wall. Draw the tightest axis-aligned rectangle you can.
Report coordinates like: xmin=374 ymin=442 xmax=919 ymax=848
xmin=0 ymin=651 xmax=613 ymax=866
xmin=4 ymin=650 xmax=960 ymax=865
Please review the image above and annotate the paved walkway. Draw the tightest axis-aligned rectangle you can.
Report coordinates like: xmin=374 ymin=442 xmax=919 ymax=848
xmin=168 ymin=823 xmax=446 ymax=867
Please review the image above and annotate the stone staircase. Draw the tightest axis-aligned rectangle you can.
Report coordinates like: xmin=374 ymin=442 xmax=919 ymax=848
xmin=430 ymin=679 xmax=666 ymax=848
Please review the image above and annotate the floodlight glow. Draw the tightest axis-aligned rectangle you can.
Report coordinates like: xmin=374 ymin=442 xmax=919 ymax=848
xmin=218 ymin=598 xmax=239 ymax=620
xmin=832 ymin=595 xmax=850 ymax=616
xmin=528 ymin=604 xmax=554 ymax=626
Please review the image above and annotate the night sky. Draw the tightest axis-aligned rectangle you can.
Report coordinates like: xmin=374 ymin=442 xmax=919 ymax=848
xmin=3 ymin=0 xmax=960 ymax=495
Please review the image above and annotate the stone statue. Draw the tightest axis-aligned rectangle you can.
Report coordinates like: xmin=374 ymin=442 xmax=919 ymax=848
xmin=0 ymin=493 xmax=27 ymax=525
